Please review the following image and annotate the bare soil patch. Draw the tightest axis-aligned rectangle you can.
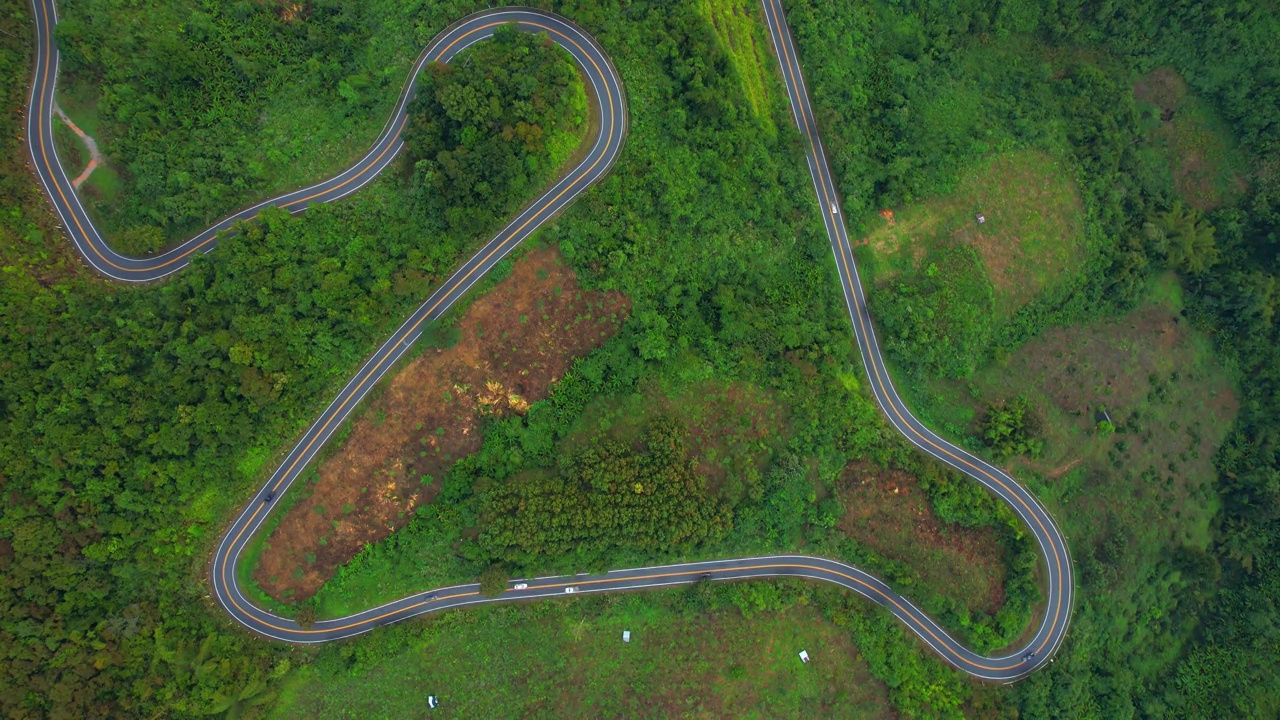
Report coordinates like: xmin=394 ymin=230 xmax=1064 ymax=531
xmin=254 ymin=246 xmax=629 ymax=601
xmin=1135 ymin=67 xmax=1247 ymax=211
xmin=1133 ymin=66 xmax=1188 ymax=116
xmin=838 ymin=462 xmax=1007 ymax=614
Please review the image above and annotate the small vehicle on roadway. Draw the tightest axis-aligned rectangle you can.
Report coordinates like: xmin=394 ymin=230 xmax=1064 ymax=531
xmin=831 ymin=202 xmax=839 ymax=215
xmin=1022 ymin=652 xmax=1036 ymax=662
xmin=512 ymin=583 xmax=528 ymax=591
xmin=424 ymin=593 xmax=438 ymax=602
xmin=263 ymin=491 xmax=274 ymax=503
xmin=564 ymin=587 xmax=578 ymax=594
xmin=699 ymin=573 xmax=713 ymax=580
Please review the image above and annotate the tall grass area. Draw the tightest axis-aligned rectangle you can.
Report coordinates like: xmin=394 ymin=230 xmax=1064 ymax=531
xmin=697 ymin=0 xmax=777 ymax=134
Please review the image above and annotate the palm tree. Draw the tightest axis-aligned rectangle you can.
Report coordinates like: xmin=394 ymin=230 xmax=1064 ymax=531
xmin=1156 ymin=201 xmax=1218 ymax=274
xmin=204 ymin=674 xmax=277 ymax=719
xmin=1219 ymin=519 xmax=1267 ymax=573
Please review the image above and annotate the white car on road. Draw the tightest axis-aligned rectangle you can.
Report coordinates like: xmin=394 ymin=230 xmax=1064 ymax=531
xmin=512 ymin=583 xmax=528 ymax=591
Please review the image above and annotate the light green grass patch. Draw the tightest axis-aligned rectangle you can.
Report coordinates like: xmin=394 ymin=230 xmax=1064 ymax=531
xmin=51 ymin=121 xmax=84 ymax=174
xmin=699 ymin=0 xmax=775 ymax=133
xmin=82 ymin=161 xmax=123 ymax=204
xmin=54 ymin=81 xmax=123 ymax=203
xmin=861 ymin=148 xmax=1087 ymax=320
xmin=55 ymin=80 xmax=105 ymax=139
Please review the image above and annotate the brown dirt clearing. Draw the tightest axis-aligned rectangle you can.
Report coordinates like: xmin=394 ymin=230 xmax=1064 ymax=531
xmin=838 ymin=462 xmax=1007 ymax=614
xmin=254 ymin=246 xmax=629 ymax=601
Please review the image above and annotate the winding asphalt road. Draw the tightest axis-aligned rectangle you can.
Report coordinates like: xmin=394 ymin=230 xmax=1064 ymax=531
xmin=27 ymin=0 xmax=1072 ymax=681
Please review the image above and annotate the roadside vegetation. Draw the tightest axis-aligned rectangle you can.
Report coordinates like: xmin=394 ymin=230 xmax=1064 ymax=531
xmin=272 ymin=583 xmax=896 ymax=719
xmin=2 ymin=1 xmax=1278 ymax=719
xmin=249 ymin=246 xmax=627 ymax=606
xmin=51 ymin=0 xmax=475 ymax=249
xmin=239 ymin=24 xmax=594 ymax=606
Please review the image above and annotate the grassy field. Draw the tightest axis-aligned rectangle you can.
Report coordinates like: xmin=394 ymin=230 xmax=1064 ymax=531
xmin=859 ymin=149 xmax=1087 ymax=320
xmin=55 ymin=80 xmax=106 ymax=138
xmin=54 ymin=83 xmax=126 ymax=206
xmin=270 ymin=587 xmax=894 ymax=719
xmin=51 ymin=120 xmax=84 ymax=175
xmin=898 ymin=273 xmax=1238 ymax=678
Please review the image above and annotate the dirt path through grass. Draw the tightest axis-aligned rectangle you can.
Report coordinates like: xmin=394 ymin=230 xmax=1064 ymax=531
xmin=52 ymin=103 xmax=101 ymax=188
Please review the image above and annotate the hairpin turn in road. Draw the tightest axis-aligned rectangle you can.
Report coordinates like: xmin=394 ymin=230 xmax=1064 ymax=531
xmin=27 ymin=0 xmax=1072 ymax=681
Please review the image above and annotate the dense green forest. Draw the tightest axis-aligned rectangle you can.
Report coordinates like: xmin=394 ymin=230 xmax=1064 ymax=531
xmin=1 ymin=0 xmax=1278 ymax=718
xmin=402 ymin=24 xmax=587 ymax=239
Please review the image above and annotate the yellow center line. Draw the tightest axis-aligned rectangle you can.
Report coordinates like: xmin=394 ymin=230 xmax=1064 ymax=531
xmin=217 ymin=15 xmax=621 ymax=634
xmin=35 ymin=0 xmax=1063 ymax=669
xmin=215 ymin=557 xmax=1006 ymax=670
xmin=763 ymin=0 xmax=1065 ymax=667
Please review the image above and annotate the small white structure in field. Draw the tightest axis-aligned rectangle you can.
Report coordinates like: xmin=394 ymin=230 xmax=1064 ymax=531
xmin=798 ymin=650 xmax=810 ymax=664
xmin=976 ymin=212 xmax=986 ymax=224
xmin=623 ymin=630 xmax=631 ymax=643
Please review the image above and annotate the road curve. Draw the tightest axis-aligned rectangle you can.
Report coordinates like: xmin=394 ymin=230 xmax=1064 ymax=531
xmin=27 ymin=0 xmax=1072 ymax=681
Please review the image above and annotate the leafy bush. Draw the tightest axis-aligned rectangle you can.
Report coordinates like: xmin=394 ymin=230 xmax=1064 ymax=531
xmin=976 ymin=397 xmax=1045 ymax=461
xmin=873 ymin=245 xmax=996 ymax=379
xmin=479 ymin=565 xmax=509 ymax=598
xmin=403 ymin=24 xmax=586 ymax=239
